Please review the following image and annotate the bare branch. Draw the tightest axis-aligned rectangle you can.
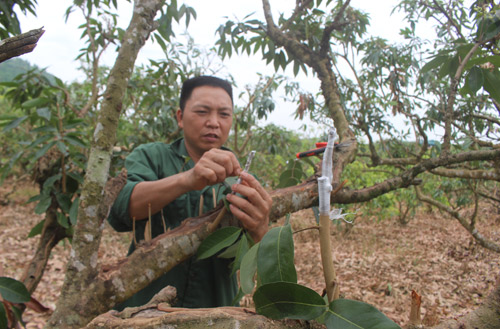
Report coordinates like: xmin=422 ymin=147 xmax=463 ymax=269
xmin=415 ymin=186 xmax=500 ymax=253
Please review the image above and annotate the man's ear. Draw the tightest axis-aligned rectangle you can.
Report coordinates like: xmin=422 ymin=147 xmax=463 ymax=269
xmin=176 ymin=109 xmax=183 ymax=129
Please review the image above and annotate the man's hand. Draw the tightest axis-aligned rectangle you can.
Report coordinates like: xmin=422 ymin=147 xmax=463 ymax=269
xmin=185 ymin=149 xmax=241 ymax=191
xmin=226 ymin=172 xmax=272 ymax=242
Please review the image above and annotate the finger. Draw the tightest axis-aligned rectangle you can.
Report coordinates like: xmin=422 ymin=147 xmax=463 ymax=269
xmin=233 ymin=172 xmax=272 ymax=205
xmin=204 ymin=149 xmax=241 ymax=177
xmin=228 ymin=202 xmax=260 ymax=231
xmin=194 ymin=159 xmax=227 ymax=185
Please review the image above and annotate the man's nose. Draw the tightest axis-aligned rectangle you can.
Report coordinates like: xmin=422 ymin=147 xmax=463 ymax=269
xmin=206 ymin=112 xmax=220 ymax=127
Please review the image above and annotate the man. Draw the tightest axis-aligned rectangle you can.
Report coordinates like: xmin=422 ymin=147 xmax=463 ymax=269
xmin=108 ymin=75 xmax=272 ymax=309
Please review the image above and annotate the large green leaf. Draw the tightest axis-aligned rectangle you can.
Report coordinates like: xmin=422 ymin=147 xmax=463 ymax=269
xmin=0 ymin=277 xmax=30 ymax=303
xmin=466 ymin=66 xmax=484 ymax=95
xmin=21 ymin=97 xmax=49 ymax=109
xmin=254 ymin=282 xmax=326 ymax=320
xmin=34 ymin=195 xmax=52 ymax=215
xmin=196 ymin=227 xmax=242 ymax=260
xmin=257 ymin=223 xmax=297 ymax=284
xmin=420 ymin=54 xmax=449 ymax=73
xmin=483 ymin=69 xmax=500 ymax=104
xmin=324 ymin=299 xmax=401 ymax=329
xmin=240 ymin=242 xmax=259 ymax=294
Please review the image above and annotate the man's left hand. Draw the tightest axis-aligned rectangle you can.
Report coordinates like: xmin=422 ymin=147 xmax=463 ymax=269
xmin=225 ymin=172 xmax=272 ymax=242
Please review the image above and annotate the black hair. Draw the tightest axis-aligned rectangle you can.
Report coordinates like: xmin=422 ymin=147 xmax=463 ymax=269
xmin=179 ymin=75 xmax=233 ymax=111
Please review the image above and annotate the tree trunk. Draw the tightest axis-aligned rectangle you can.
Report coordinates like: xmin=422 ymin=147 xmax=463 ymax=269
xmin=45 ymin=0 xmax=165 ymax=327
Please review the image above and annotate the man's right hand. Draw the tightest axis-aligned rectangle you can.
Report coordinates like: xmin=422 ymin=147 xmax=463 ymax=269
xmin=184 ymin=148 xmax=242 ymax=191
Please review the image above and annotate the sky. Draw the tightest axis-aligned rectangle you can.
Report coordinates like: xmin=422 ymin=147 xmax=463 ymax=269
xmin=15 ymin=0 xmax=412 ymax=136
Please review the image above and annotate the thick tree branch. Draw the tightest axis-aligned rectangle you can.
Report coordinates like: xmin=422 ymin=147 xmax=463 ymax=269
xmin=0 ymin=28 xmax=44 ymax=63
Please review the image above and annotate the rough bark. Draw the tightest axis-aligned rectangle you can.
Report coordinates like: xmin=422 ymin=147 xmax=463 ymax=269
xmin=45 ymin=0 xmax=165 ymax=328
xmin=85 ymin=306 xmax=325 ymax=329
xmin=0 ymin=28 xmax=44 ymax=63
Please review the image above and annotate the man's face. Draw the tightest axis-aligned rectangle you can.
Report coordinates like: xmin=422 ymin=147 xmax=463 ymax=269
xmin=176 ymin=85 xmax=233 ymax=161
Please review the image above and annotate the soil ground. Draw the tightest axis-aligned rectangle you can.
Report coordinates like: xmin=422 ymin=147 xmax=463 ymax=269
xmin=1 ymin=178 xmax=499 ymax=328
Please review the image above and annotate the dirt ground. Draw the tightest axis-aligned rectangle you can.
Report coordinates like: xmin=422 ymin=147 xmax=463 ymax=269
xmin=0 ymin=178 xmax=499 ymax=328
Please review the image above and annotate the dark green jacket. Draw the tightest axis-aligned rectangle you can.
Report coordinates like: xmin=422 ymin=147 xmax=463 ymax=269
xmin=107 ymin=138 xmax=238 ymax=309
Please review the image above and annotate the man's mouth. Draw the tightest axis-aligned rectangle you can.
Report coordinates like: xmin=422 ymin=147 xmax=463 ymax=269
xmin=203 ymin=133 xmax=219 ymax=141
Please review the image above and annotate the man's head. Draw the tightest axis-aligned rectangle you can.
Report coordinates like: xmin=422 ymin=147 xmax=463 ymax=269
xmin=179 ymin=76 xmax=233 ymax=112
xmin=176 ymin=76 xmax=234 ymax=162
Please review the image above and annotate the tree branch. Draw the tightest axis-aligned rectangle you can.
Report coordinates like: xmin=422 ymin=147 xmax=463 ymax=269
xmin=430 ymin=168 xmax=500 ymax=181
xmin=319 ymin=0 xmax=351 ymax=56
xmin=0 ymin=28 xmax=45 ymax=63
xmin=442 ymin=42 xmax=482 ymax=155
xmin=415 ymin=187 xmax=500 ymax=253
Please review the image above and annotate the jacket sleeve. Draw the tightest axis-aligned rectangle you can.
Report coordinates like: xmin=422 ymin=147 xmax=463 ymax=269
xmin=107 ymin=145 xmax=161 ymax=232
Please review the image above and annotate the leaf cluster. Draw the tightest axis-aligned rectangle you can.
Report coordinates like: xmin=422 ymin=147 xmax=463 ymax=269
xmin=197 ymin=221 xmax=400 ymax=328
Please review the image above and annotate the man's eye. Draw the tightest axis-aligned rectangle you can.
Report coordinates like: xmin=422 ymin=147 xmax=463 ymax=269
xmin=220 ymin=112 xmax=231 ymax=118
xmin=195 ymin=110 xmax=207 ymax=115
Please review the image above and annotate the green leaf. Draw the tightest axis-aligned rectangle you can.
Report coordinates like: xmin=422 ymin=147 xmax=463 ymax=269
xmin=56 ymin=193 xmax=72 ymax=213
xmin=57 ymin=212 xmax=69 ymax=229
xmin=43 ymin=174 xmax=62 ymax=192
xmin=21 ymin=97 xmax=49 ymax=109
xmin=257 ymin=223 xmax=297 ymax=284
xmin=254 ymin=282 xmax=326 ymax=320
xmin=2 ymin=116 xmax=27 ymax=132
xmin=324 ymin=299 xmax=401 ymax=329
xmin=197 ymin=227 xmax=242 ymax=260
xmin=0 ymin=277 xmax=30 ymax=303
xmin=34 ymin=195 xmax=52 ymax=215
xmin=467 ymin=66 xmax=484 ymax=95
xmin=217 ymin=240 xmax=239 ymax=259
xmin=28 ymin=220 xmax=45 ymax=238
xmin=34 ymin=141 xmax=57 ymax=161
xmin=421 ymin=55 xmax=448 ymax=74
xmin=240 ymin=242 xmax=259 ymax=294
xmin=483 ymin=69 xmax=500 ymax=104
xmin=36 ymin=107 xmax=51 ymax=121
xmin=69 ymin=198 xmax=79 ymax=226
xmin=231 ymin=233 xmax=250 ymax=275
xmin=0 ymin=302 xmax=6 ymax=329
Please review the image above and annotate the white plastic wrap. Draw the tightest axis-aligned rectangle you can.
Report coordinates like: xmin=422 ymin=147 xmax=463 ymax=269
xmin=317 ymin=128 xmax=338 ymax=215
